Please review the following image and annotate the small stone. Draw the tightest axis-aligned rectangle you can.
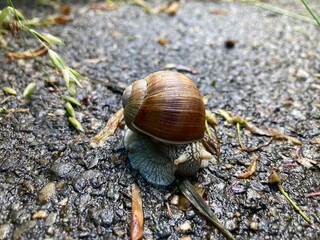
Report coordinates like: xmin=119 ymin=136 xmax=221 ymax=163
xmin=249 ymin=221 xmax=259 ymax=231
xmin=155 ymin=224 xmax=171 ymax=238
xmin=295 ymin=68 xmax=309 ymax=79
xmin=180 ymin=236 xmax=192 ymax=240
xmin=73 ymin=177 xmax=87 ymax=193
xmin=38 ymin=182 xmax=56 ymax=202
xmin=291 ymin=109 xmax=306 ymax=121
xmin=55 ymin=181 xmax=65 ymax=189
xmin=185 ymin=210 xmax=196 ymax=220
xmin=63 ymin=236 xmax=73 ymax=240
xmin=112 ymin=226 xmax=126 ymax=237
xmin=79 ymin=232 xmax=90 ymax=238
xmin=123 ymin=199 xmax=131 ymax=209
xmin=99 ymin=209 xmax=114 ymax=227
xmin=247 ymin=189 xmax=261 ymax=200
xmin=12 ymin=221 xmax=36 ymax=240
xmin=226 ymin=212 xmax=234 ymax=218
xmin=177 ymin=220 xmax=192 ymax=233
xmin=11 ymin=209 xmax=30 ymax=224
xmin=32 ymin=210 xmax=47 ymax=219
xmin=0 ymin=224 xmax=12 ymax=239
xmin=58 ymin=197 xmax=68 ymax=206
xmin=45 ymin=213 xmax=57 ymax=226
xmin=170 ymin=195 xmax=179 ymax=205
xmin=225 ymin=164 xmax=233 ymax=170
xmin=225 ymin=219 xmax=239 ymax=232
xmin=54 ymin=109 xmax=65 ymax=116
xmin=27 ymin=137 xmax=35 ymax=143
xmin=50 ymin=163 xmax=74 ymax=178
xmin=46 ymin=226 xmax=54 ymax=235
xmin=268 ymin=207 xmax=279 ymax=219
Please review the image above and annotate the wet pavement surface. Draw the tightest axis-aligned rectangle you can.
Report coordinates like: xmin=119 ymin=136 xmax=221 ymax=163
xmin=0 ymin=1 xmax=319 ymax=239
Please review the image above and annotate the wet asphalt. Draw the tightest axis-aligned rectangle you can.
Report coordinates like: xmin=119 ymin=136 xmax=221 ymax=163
xmin=0 ymin=1 xmax=319 ymax=239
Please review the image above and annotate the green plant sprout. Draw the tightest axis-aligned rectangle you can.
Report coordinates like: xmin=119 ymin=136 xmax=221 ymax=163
xmin=0 ymin=1 xmax=84 ymax=132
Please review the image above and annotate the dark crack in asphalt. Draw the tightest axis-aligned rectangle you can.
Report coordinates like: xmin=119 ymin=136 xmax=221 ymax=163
xmin=0 ymin=1 xmax=319 ymax=239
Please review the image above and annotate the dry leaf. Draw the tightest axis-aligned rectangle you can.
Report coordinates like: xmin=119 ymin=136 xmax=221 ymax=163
xmin=32 ymin=210 xmax=47 ymax=219
xmin=0 ymin=108 xmax=29 ymax=114
xmin=245 ymin=121 xmax=272 ymax=137
xmin=90 ymin=108 xmax=124 ymax=147
xmin=163 ymin=63 xmax=198 ymax=74
xmin=83 ymin=57 xmax=108 ymax=64
xmin=268 ymin=128 xmax=302 ymax=145
xmin=131 ymin=184 xmax=144 ymax=240
xmin=47 ymin=14 xmax=72 ymax=24
xmin=312 ymin=137 xmax=320 ymax=145
xmin=178 ymin=184 xmax=205 ymax=211
xmin=90 ymin=2 xmax=119 ymax=11
xmin=6 ymin=45 xmax=48 ymax=60
xmin=60 ymin=5 xmax=71 ymax=15
xmin=237 ymin=155 xmax=258 ymax=179
xmin=165 ymin=1 xmax=180 ymax=15
xmin=297 ymin=158 xmax=317 ymax=169
xmin=209 ymin=9 xmax=228 ymax=15
xmin=202 ymin=130 xmax=220 ymax=156
xmin=158 ymin=38 xmax=168 ymax=45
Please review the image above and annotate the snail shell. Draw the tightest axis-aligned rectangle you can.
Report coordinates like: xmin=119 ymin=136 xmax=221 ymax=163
xmin=122 ymin=71 xmax=212 ymax=186
xmin=122 ymin=71 xmax=205 ymax=144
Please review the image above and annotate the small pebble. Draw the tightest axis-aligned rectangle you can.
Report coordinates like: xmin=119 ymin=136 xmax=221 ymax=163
xmin=225 ymin=219 xmax=239 ymax=232
xmin=112 ymin=226 xmax=126 ymax=237
xmin=295 ymin=68 xmax=309 ymax=79
xmin=249 ymin=221 xmax=259 ymax=231
xmin=225 ymin=164 xmax=233 ymax=170
xmin=54 ymin=109 xmax=65 ymax=116
xmin=0 ymin=224 xmax=12 ymax=239
xmin=38 ymin=182 xmax=56 ymax=202
xmin=185 ymin=210 xmax=196 ymax=220
xmin=50 ymin=163 xmax=74 ymax=178
xmin=12 ymin=221 xmax=36 ymax=240
xmin=99 ymin=209 xmax=114 ymax=227
xmin=170 ymin=195 xmax=179 ymax=205
xmin=235 ymin=211 xmax=241 ymax=217
xmin=226 ymin=212 xmax=234 ymax=218
xmin=45 ymin=213 xmax=57 ymax=226
xmin=177 ymin=220 xmax=192 ymax=233
xmin=58 ymin=197 xmax=68 ymax=206
xmin=180 ymin=236 xmax=192 ymax=240
xmin=32 ymin=210 xmax=47 ymax=219
xmin=268 ymin=207 xmax=279 ymax=218
xmin=46 ymin=226 xmax=54 ymax=235
xmin=247 ymin=189 xmax=261 ymax=200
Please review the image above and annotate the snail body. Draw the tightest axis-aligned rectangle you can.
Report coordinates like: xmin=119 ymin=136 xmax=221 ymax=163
xmin=123 ymin=71 xmax=212 ymax=186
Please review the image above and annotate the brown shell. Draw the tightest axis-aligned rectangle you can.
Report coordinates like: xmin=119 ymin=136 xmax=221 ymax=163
xmin=123 ymin=71 xmax=205 ymax=144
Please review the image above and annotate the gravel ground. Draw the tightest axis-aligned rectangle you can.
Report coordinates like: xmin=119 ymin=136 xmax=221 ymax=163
xmin=0 ymin=1 xmax=319 ymax=239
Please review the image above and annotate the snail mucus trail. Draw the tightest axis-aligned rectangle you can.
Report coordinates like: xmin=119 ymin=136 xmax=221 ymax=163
xmin=122 ymin=71 xmax=213 ymax=186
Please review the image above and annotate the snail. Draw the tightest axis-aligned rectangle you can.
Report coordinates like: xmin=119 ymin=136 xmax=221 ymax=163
xmin=122 ymin=71 xmax=213 ymax=186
